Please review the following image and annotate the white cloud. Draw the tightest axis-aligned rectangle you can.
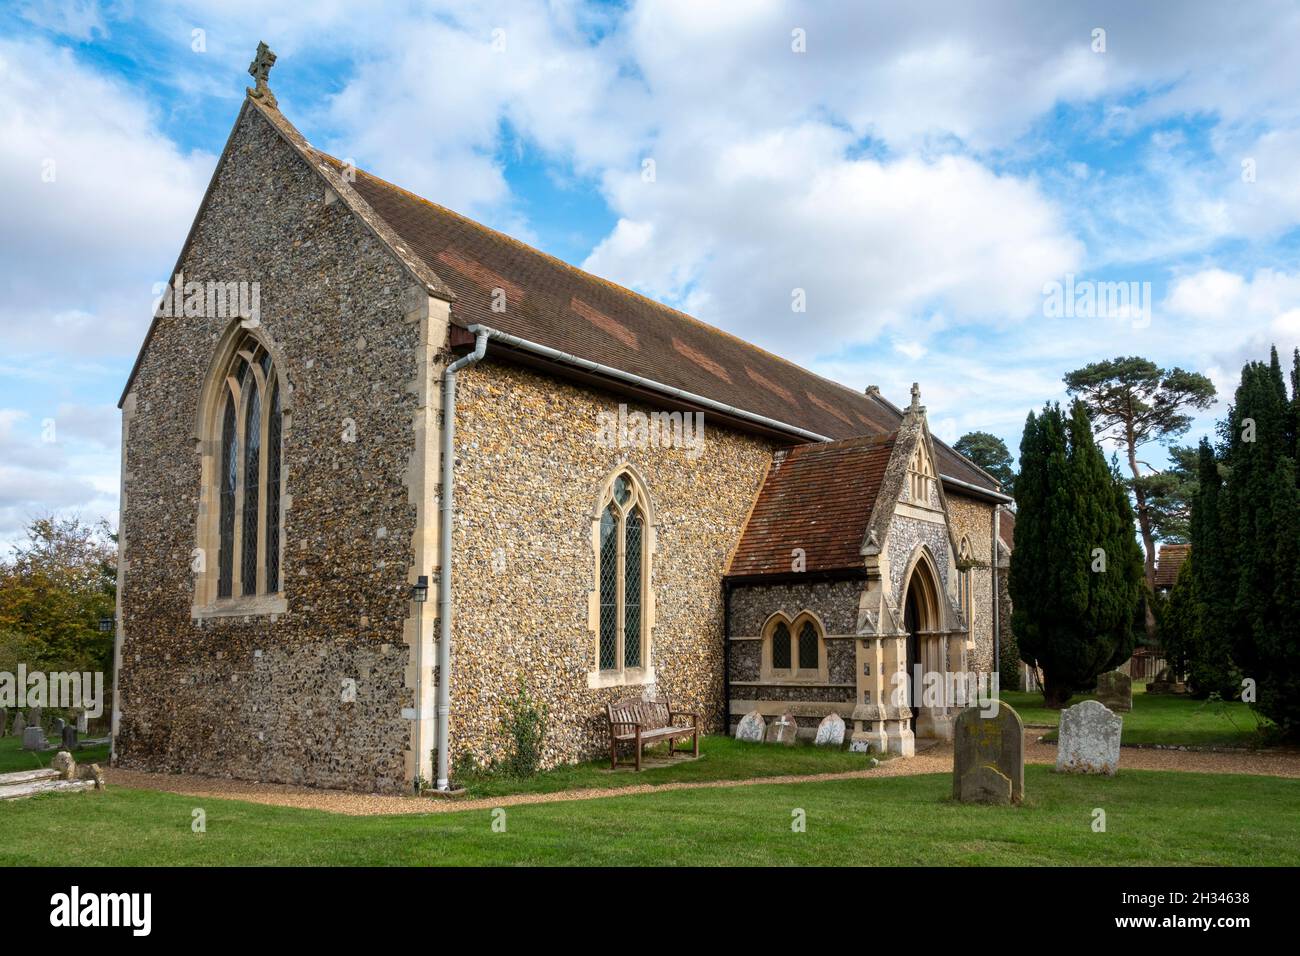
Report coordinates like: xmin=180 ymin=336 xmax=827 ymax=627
xmin=0 ymin=36 xmax=213 ymax=357
xmin=0 ymin=407 xmax=118 ymax=547
xmin=585 ymin=131 xmax=1082 ymax=362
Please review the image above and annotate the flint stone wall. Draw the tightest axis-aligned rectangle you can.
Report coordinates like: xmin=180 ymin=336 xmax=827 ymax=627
xmin=449 ymin=360 xmax=775 ymax=769
xmin=945 ymin=492 xmax=997 ymax=675
xmin=117 ymin=104 xmax=422 ymax=793
xmin=727 ymin=579 xmax=862 ymax=734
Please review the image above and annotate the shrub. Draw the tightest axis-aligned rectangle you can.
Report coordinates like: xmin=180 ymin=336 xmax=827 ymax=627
xmin=500 ymin=681 xmax=548 ymax=778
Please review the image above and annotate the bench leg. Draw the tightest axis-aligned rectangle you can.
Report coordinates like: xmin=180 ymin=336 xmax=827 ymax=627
xmin=610 ymin=736 xmax=618 ymax=770
xmin=693 ymin=729 xmax=699 ymax=757
xmin=667 ymin=735 xmax=673 ymax=757
xmin=636 ymin=730 xmax=643 ymax=771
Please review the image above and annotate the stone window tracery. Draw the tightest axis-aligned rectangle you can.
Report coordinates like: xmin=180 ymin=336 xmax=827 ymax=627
xmin=595 ymin=469 xmax=651 ymax=678
xmin=196 ymin=331 xmax=286 ymax=615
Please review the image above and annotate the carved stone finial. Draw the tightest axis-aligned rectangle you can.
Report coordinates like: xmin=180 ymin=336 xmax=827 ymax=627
xmin=910 ymin=382 xmax=921 ymax=408
xmin=247 ymin=41 xmax=278 ymax=106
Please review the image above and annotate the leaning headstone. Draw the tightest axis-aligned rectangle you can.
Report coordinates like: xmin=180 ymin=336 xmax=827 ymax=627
xmin=51 ymin=751 xmax=77 ymax=781
xmin=76 ymin=710 xmax=88 ymax=734
xmin=12 ymin=711 xmax=26 ymax=738
xmin=52 ymin=717 xmax=66 ymax=737
xmin=814 ymin=713 xmax=846 ymax=747
xmin=27 ymin=706 xmax=42 ymax=730
xmin=953 ymin=701 xmax=1024 ymax=805
xmin=22 ymin=725 xmax=46 ymax=751
xmin=61 ymin=724 xmax=78 ymax=751
xmin=1094 ymin=670 xmax=1132 ymax=712
xmin=764 ymin=712 xmax=799 ymax=746
xmin=734 ymin=710 xmax=766 ymax=743
xmin=1057 ymin=700 xmax=1123 ymax=775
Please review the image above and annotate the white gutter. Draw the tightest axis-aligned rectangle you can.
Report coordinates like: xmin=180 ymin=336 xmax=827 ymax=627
xmin=992 ymin=506 xmax=1001 ymax=676
xmin=435 ymin=328 xmax=488 ymax=791
xmin=939 ymin=473 xmax=1015 ymax=504
xmin=467 ymin=324 xmax=1013 ymax=504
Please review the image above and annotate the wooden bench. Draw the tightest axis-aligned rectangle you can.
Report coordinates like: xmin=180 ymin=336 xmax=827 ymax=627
xmin=606 ymin=698 xmax=699 ymax=770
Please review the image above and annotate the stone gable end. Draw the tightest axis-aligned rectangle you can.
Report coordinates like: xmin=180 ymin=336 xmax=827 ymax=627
xmin=117 ymin=102 xmax=431 ymax=792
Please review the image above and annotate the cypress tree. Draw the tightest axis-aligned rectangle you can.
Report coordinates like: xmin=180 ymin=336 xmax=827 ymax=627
xmin=1157 ymin=555 xmax=1197 ymax=681
xmin=1010 ymin=402 xmax=1144 ymax=707
xmin=1188 ymin=439 xmax=1237 ymax=696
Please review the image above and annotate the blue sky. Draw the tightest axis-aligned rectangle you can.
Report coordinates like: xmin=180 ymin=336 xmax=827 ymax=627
xmin=2 ymin=0 xmax=1300 ymax=547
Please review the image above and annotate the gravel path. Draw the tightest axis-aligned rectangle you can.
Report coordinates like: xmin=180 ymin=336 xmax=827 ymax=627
xmin=104 ymin=733 xmax=1300 ymax=817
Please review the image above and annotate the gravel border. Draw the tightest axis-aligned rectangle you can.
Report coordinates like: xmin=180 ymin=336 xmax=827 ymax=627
xmin=103 ymin=732 xmax=1300 ymax=817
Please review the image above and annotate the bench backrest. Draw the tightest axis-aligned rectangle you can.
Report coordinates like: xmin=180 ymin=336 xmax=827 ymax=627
xmin=607 ymin=698 xmax=672 ymax=731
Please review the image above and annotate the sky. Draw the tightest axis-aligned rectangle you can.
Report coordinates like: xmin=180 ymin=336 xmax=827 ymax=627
xmin=2 ymin=0 xmax=1299 ymax=549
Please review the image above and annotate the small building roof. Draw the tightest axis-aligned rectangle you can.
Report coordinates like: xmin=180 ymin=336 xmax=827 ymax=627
xmin=1154 ymin=543 xmax=1191 ymax=589
xmin=726 ymin=433 xmax=896 ymax=578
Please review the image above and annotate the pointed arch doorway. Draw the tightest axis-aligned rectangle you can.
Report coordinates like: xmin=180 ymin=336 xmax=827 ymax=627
xmin=901 ymin=550 xmax=943 ymax=740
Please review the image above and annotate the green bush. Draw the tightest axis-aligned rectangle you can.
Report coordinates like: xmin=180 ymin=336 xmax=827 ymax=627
xmin=501 ymin=681 xmax=548 ymax=778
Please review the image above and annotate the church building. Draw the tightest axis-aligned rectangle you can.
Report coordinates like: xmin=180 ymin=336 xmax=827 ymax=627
xmin=112 ymin=47 xmax=1012 ymax=793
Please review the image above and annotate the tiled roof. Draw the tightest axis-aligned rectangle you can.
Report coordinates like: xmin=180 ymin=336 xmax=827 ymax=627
xmin=999 ymin=507 xmax=1016 ymax=549
xmin=726 ymin=434 xmax=896 ymax=578
xmin=310 ymin=152 xmax=999 ymax=492
xmin=1154 ymin=543 xmax=1191 ymax=589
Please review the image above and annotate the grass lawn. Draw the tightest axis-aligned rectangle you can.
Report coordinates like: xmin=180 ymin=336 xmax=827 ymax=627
xmin=0 ymin=734 xmax=111 ymax=775
xmin=454 ymin=735 xmax=884 ymax=798
xmin=1 ymin=765 xmax=1296 ymax=865
xmin=1001 ymin=686 xmax=1267 ymax=748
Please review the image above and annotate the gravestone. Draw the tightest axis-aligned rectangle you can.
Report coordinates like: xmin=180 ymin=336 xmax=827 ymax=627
xmin=52 ymin=717 xmax=66 ymax=737
xmin=959 ymin=764 xmax=1013 ymax=805
xmin=61 ymin=724 xmax=78 ymax=751
xmin=1094 ymin=671 xmax=1132 ymax=712
xmin=952 ymin=701 xmax=1024 ymax=805
xmin=0 ymin=708 xmax=6 ymax=736
xmin=12 ymin=711 xmax=26 ymax=738
xmin=27 ymin=706 xmax=42 ymax=729
xmin=76 ymin=710 xmax=88 ymax=734
xmin=814 ymin=713 xmax=846 ymax=747
xmin=22 ymin=725 xmax=46 ymax=751
xmin=51 ymin=751 xmax=77 ymax=781
xmin=1057 ymin=700 xmax=1122 ymax=775
xmin=764 ymin=712 xmax=799 ymax=746
xmin=734 ymin=710 xmax=766 ymax=743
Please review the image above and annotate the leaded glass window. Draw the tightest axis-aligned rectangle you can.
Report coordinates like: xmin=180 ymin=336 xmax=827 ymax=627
xmin=766 ymin=613 xmax=824 ymax=679
xmin=798 ymin=620 xmax=819 ymax=670
xmin=599 ymin=505 xmax=618 ymax=670
xmin=771 ymin=621 xmax=792 ymax=670
xmin=624 ymin=508 xmax=643 ymax=668
xmin=594 ymin=470 xmax=651 ymax=675
xmin=241 ymin=367 xmax=261 ymax=596
xmin=217 ymin=394 xmax=237 ymax=598
xmin=266 ymin=381 xmax=282 ymax=594
xmin=207 ymin=334 xmax=285 ymax=604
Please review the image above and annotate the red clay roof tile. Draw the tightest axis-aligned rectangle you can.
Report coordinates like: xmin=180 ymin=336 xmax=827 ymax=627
xmin=312 ymin=152 xmax=998 ymax=491
xmin=727 ymin=433 xmax=896 ymax=578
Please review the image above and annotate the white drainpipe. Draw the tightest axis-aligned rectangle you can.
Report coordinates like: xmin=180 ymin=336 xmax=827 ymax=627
xmin=435 ymin=328 xmax=488 ymax=791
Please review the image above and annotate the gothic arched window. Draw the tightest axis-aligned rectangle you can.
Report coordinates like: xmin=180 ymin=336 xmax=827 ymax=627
xmin=198 ymin=333 xmax=285 ymax=612
xmin=595 ymin=470 xmax=651 ymax=677
xmin=763 ymin=611 xmax=827 ymax=682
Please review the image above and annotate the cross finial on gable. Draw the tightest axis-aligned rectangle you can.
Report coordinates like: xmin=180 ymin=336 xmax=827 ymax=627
xmin=909 ymin=382 xmax=921 ymax=409
xmin=247 ymin=41 xmax=278 ymax=106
